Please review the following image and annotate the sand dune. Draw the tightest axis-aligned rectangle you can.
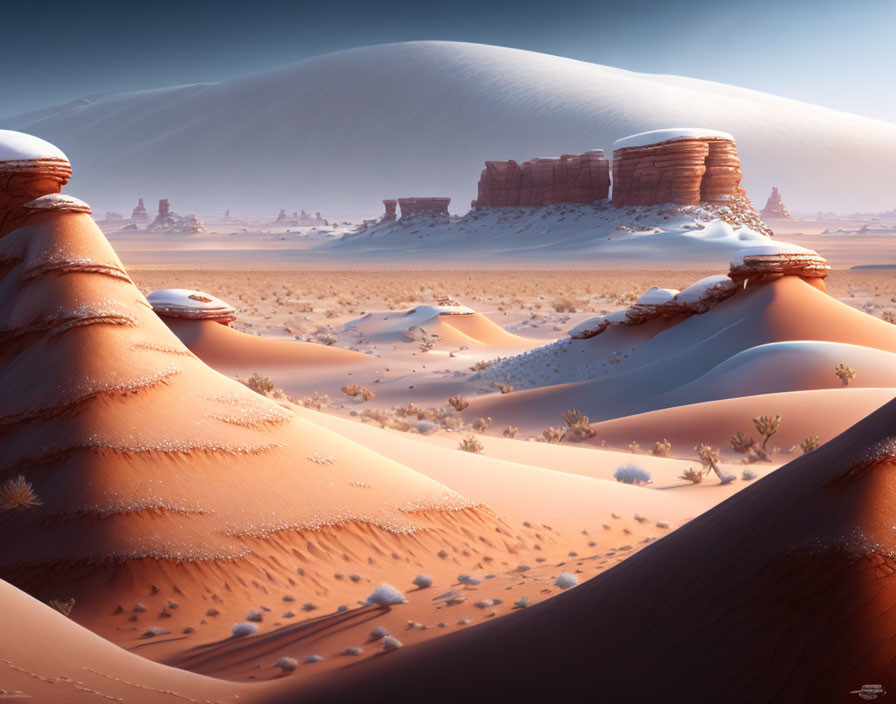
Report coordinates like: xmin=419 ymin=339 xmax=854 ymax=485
xmin=342 ymin=306 xmax=543 ymax=349
xmin=0 ymin=578 xmax=248 ymax=703
xmin=0 ymin=208 xmax=532 ymax=646
xmin=470 ymin=276 xmax=896 ymax=430
xmin=288 ymin=394 xmax=896 ymax=703
xmin=163 ymin=316 xmax=373 ymax=368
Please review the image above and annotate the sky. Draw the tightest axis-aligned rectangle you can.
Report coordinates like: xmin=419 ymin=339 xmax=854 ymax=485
xmin=2 ymin=0 xmax=894 ymax=122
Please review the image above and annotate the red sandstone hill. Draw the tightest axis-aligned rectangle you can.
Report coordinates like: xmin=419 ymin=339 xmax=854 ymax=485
xmin=288 ymin=392 xmax=896 ymax=703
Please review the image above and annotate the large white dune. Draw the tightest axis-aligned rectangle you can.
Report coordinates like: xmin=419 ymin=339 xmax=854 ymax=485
xmin=5 ymin=41 xmax=896 ymax=214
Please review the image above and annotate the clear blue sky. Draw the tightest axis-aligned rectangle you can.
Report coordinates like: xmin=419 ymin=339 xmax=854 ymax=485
xmin=3 ymin=0 xmax=893 ymax=122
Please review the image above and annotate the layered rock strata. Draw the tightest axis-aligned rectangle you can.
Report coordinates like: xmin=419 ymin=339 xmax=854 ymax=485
xmin=761 ymin=187 xmax=793 ymax=219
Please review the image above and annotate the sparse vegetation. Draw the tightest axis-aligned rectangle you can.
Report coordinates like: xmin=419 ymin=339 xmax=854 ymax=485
xmin=800 ymin=435 xmax=821 ymax=453
xmin=679 ymin=467 xmax=703 ymax=485
xmin=243 ymin=372 xmax=275 ymax=396
xmin=458 ymin=435 xmax=484 ymax=453
xmin=498 ymin=383 xmax=514 ymax=394
xmin=448 ymin=394 xmax=469 ymax=412
xmin=753 ymin=414 xmax=782 ymax=452
xmin=651 ymin=439 xmax=671 ymax=457
xmin=0 ymin=475 xmax=42 ymax=511
xmin=341 ymin=383 xmax=375 ymax=401
xmin=741 ymin=469 xmax=758 ymax=481
xmin=883 ymin=311 xmax=896 ymax=324
xmin=48 ymin=598 xmax=75 ymax=617
xmin=730 ymin=431 xmax=756 ymax=454
xmin=299 ymin=391 xmax=330 ymax=410
xmin=469 ymin=357 xmax=503 ymax=372
xmin=835 ymin=363 xmax=856 ymax=386
xmin=542 ymin=426 xmax=566 ymax=444
xmin=695 ymin=443 xmax=735 ymax=484
xmin=502 ymin=425 xmax=519 ymax=438
xmin=613 ymin=464 xmax=652 ymax=486
xmin=472 ymin=416 xmax=492 ymax=432
xmin=366 ymin=583 xmax=408 ymax=607
xmin=562 ymin=408 xmax=596 ymax=442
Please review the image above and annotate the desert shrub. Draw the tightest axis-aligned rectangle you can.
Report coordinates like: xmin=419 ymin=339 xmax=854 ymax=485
xmin=562 ymin=408 xmax=596 ymax=442
xmin=679 ymin=467 xmax=703 ymax=484
xmin=470 ymin=357 xmax=503 ymax=372
xmin=752 ymin=414 xmax=782 ymax=451
xmin=419 ymin=339 xmax=435 ymax=352
xmin=458 ymin=435 xmax=484 ymax=453
xmin=835 ymin=363 xmax=856 ymax=386
xmin=341 ymin=384 xmax=375 ymax=401
xmin=243 ymin=373 xmax=274 ymax=396
xmin=741 ymin=469 xmax=758 ymax=481
xmin=300 ymin=391 xmax=330 ymax=410
xmin=48 ymin=598 xmax=75 ymax=617
xmin=232 ymin=622 xmax=258 ymax=637
xmin=555 ymin=572 xmax=579 ymax=589
xmin=366 ymin=583 xmax=408 ymax=606
xmin=800 ymin=435 xmax=821 ymax=453
xmin=472 ymin=416 xmax=492 ymax=432
xmin=498 ymin=383 xmax=514 ymax=394
xmin=552 ymin=298 xmax=577 ymax=313
xmin=503 ymin=425 xmax=519 ymax=438
xmin=412 ymin=574 xmax=433 ymax=589
xmin=883 ymin=311 xmax=896 ymax=324
xmin=542 ymin=426 xmax=566 ymax=444
xmin=696 ymin=443 xmax=735 ymax=484
xmin=628 ymin=441 xmax=642 ymax=454
xmin=380 ymin=635 xmax=403 ymax=651
xmin=275 ymin=656 xmax=298 ymax=671
xmin=651 ymin=439 xmax=672 ymax=457
xmin=730 ymin=431 xmax=756 ymax=454
xmin=448 ymin=395 xmax=469 ymax=412
xmin=0 ymin=475 xmax=41 ymax=511
xmin=613 ymin=464 xmax=652 ymax=486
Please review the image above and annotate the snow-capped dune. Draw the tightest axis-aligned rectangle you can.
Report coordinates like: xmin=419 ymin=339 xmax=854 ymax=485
xmin=5 ymin=41 xmax=896 ymax=214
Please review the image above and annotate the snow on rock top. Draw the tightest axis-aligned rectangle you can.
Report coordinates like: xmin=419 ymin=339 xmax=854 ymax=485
xmin=635 ymin=288 xmax=678 ymax=306
xmin=24 ymin=194 xmax=92 ymax=214
xmin=411 ymin=304 xmax=475 ymax=317
xmin=613 ymin=128 xmax=736 ymax=151
xmin=730 ymin=242 xmax=818 ymax=266
xmin=676 ymin=275 xmax=737 ymax=305
xmin=0 ymin=130 xmax=69 ymax=164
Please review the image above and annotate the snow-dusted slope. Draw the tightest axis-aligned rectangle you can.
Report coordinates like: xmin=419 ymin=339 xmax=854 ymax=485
xmin=5 ymin=41 xmax=896 ymax=214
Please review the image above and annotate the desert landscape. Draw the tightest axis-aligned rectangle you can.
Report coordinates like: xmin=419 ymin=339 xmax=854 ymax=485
xmin=3 ymin=4 xmax=896 ymax=701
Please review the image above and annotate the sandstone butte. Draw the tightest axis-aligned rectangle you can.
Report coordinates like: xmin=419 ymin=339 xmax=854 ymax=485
xmin=611 ymin=128 xmax=745 ymax=208
xmin=761 ymin=186 xmax=794 ymax=219
xmin=473 ymin=150 xmax=610 ymax=208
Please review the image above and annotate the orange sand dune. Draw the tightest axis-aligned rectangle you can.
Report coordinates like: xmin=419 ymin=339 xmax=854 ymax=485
xmin=163 ymin=316 xmax=373 ymax=368
xmin=437 ymin=312 xmax=541 ymax=348
xmin=0 ymin=211 xmax=531 ymax=647
xmin=588 ymin=387 xmax=896 ymax=456
xmin=0 ymin=578 xmax=249 ymax=703
xmin=467 ymin=276 xmax=896 ymax=430
xmin=288 ymin=394 xmax=896 ymax=703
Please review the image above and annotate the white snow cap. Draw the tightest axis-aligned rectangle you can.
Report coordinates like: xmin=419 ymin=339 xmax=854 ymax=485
xmin=613 ymin=128 xmax=736 ymax=151
xmin=0 ymin=130 xmax=69 ymax=164
xmin=635 ymin=287 xmax=679 ymax=306
xmin=730 ymin=242 xmax=818 ymax=266
xmin=410 ymin=304 xmax=475 ymax=317
xmin=568 ymin=315 xmax=607 ymax=339
xmin=24 ymin=194 xmax=91 ymax=214
xmin=675 ymin=275 xmax=737 ymax=304
xmin=147 ymin=288 xmax=236 ymax=322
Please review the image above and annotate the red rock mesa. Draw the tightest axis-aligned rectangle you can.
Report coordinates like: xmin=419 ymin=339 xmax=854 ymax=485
xmin=382 ymin=198 xmax=397 ymax=220
xmin=611 ymin=129 xmax=744 ymax=207
xmin=397 ymin=197 xmax=451 ymax=218
xmin=130 ymin=197 xmax=150 ymax=222
xmin=473 ymin=150 xmax=610 ymax=207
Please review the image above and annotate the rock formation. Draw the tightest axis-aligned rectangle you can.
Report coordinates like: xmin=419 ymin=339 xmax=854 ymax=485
xmin=276 ymin=208 xmax=287 ymax=222
xmin=0 ymin=130 xmax=72 ymax=237
xmin=729 ymin=243 xmax=830 ymax=284
xmin=474 ymin=150 xmax=610 ymax=207
xmin=761 ymin=187 xmax=793 ymax=219
xmin=147 ymin=198 xmax=206 ymax=233
xmin=383 ymin=199 xmax=397 ymax=220
xmin=611 ymin=129 xmax=745 ymax=208
xmin=130 ymin=197 xmax=149 ymax=222
xmin=397 ymin=197 xmax=451 ymax=218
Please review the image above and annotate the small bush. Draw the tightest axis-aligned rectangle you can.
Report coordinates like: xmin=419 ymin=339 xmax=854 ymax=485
xmin=232 ymin=622 xmax=258 ymax=637
xmin=304 ymin=655 xmax=323 ymax=664
xmin=503 ymin=425 xmax=519 ymax=439
xmin=275 ymin=656 xmax=298 ymax=671
xmin=542 ymin=426 xmax=566 ymax=444
xmin=651 ymin=439 xmax=671 ymax=457
xmin=458 ymin=435 xmax=484 ymax=453
xmin=834 ymin=363 xmax=856 ymax=386
xmin=243 ymin=373 xmax=275 ymax=396
xmin=341 ymin=384 xmax=375 ymax=401
xmin=679 ymin=467 xmax=703 ymax=484
xmin=0 ymin=475 xmax=41 ymax=511
xmin=380 ymin=635 xmax=403 ymax=651
xmin=366 ymin=583 xmax=408 ymax=607
xmin=412 ymin=574 xmax=433 ymax=589
xmin=800 ymin=435 xmax=821 ymax=453
xmin=730 ymin=432 xmax=755 ymax=454
xmin=448 ymin=395 xmax=469 ymax=412
xmin=613 ymin=464 xmax=652 ymax=486
xmin=563 ymin=408 xmax=596 ymax=442
xmin=472 ymin=416 xmax=492 ymax=432
xmin=741 ymin=469 xmax=758 ymax=481
xmin=300 ymin=391 xmax=330 ymax=410
xmin=883 ymin=311 xmax=896 ymax=325
xmin=555 ymin=572 xmax=579 ymax=589
xmin=498 ymin=383 xmax=514 ymax=394
xmin=753 ymin=414 xmax=782 ymax=450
